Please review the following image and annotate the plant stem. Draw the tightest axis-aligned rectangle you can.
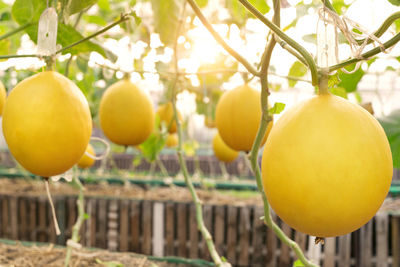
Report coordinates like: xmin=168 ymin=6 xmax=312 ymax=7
xmin=172 ymin=2 xmax=228 ymax=266
xmin=156 ymin=157 xmax=169 ymax=177
xmin=0 ymin=54 xmax=39 ymax=60
xmin=64 ymin=172 xmax=86 ymax=267
xmin=0 ymin=22 xmax=34 ymax=41
xmin=186 ymin=0 xmax=259 ymax=76
xmin=328 ymin=32 xmax=400 ymax=72
xmin=239 ymin=0 xmax=319 ymax=86
xmin=55 ymin=13 xmax=131 ymax=55
xmin=321 ymin=1 xmax=400 ymax=46
xmin=248 ymin=1 xmax=318 ymax=266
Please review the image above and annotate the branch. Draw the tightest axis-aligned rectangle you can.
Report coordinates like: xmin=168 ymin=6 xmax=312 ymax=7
xmin=321 ymin=1 xmax=400 ymax=46
xmin=186 ymin=0 xmax=259 ymax=76
xmin=239 ymin=0 xmax=319 ymax=86
xmin=0 ymin=54 xmax=40 ymax=60
xmin=171 ymin=2 xmax=229 ymax=266
xmin=328 ymin=31 xmax=400 ymax=72
xmin=64 ymin=172 xmax=86 ymax=267
xmin=0 ymin=22 xmax=34 ymax=41
xmin=55 ymin=13 xmax=131 ymax=55
xmin=248 ymin=1 xmax=318 ymax=266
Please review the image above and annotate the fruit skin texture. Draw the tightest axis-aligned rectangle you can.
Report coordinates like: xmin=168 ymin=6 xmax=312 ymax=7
xmin=262 ymin=94 xmax=392 ymax=237
xmin=99 ymin=79 xmax=154 ymax=146
xmin=213 ymin=132 xmax=239 ymax=163
xmin=165 ymin=133 xmax=178 ymax=148
xmin=216 ymin=84 xmax=272 ymax=151
xmin=3 ymin=71 xmax=92 ymax=177
xmin=157 ymin=102 xmax=182 ymax=134
xmin=0 ymin=81 xmax=6 ymax=116
xmin=77 ymin=144 xmax=95 ymax=169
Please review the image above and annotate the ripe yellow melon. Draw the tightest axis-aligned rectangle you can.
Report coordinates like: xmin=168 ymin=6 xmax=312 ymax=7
xmin=165 ymin=133 xmax=178 ymax=148
xmin=77 ymin=144 xmax=95 ymax=169
xmin=99 ymin=79 xmax=154 ymax=146
xmin=2 ymin=71 xmax=92 ymax=177
xmin=0 ymin=81 xmax=6 ymax=116
xmin=262 ymin=94 xmax=392 ymax=237
xmin=212 ymin=132 xmax=239 ymax=163
xmin=215 ymin=84 xmax=272 ymax=151
xmin=157 ymin=102 xmax=182 ymax=134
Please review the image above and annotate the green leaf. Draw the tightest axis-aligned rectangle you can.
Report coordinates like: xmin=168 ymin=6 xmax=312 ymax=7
xmin=195 ymin=0 xmax=208 ymax=7
xmin=57 ymin=23 xmax=107 ymax=57
xmin=66 ymin=0 xmax=98 ymax=15
xmin=83 ymin=213 xmax=90 ymax=219
xmin=95 ymin=259 xmax=124 ymax=267
xmin=83 ymin=14 xmax=107 ymax=26
xmin=332 ymin=0 xmax=349 ymax=14
xmin=329 ymin=87 xmax=348 ymax=99
xmin=328 ymin=74 xmax=340 ymax=88
xmin=388 ymin=0 xmax=400 ymax=6
xmin=269 ymin=102 xmax=285 ymax=114
xmin=288 ymin=61 xmax=307 ymax=87
xmin=151 ymin=0 xmax=183 ymax=46
xmin=11 ymin=0 xmax=46 ymax=25
xmin=378 ymin=110 xmax=400 ymax=168
xmin=225 ymin=0 xmax=269 ymax=26
xmin=337 ymin=64 xmax=365 ymax=92
xmin=183 ymin=140 xmax=199 ymax=157
xmin=293 ymin=259 xmax=306 ymax=267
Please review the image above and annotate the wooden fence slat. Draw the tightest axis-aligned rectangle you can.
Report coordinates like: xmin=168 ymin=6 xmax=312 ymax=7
xmin=266 ymin=213 xmax=277 ymax=267
xmin=307 ymin=236 xmax=321 ymax=267
xmin=130 ymin=201 xmax=140 ymax=252
xmin=56 ymin=196 xmax=66 ymax=245
xmin=338 ymin=234 xmax=351 ymax=267
xmin=295 ymin=231 xmax=307 ymax=252
xmin=87 ymin=198 xmax=97 ymax=247
xmin=119 ymin=200 xmax=129 ymax=252
xmin=18 ymin=197 xmax=27 ymax=241
xmin=152 ymin=202 xmax=164 ymax=257
xmin=323 ymin=238 xmax=335 ymax=267
xmin=177 ymin=203 xmax=188 ymax=257
xmin=279 ymin=222 xmax=292 ymax=267
xmin=376 ymin=213 xmax=388 ymax=267
xmin=47 ymin=198 xmax=56 ymax=244
xmin=238 ymin=207 xmax=250 ymax=267
xmin=226 ymin=206 xmax=238 ymax=265
xmin=359 ymin=220 xmax=372 ymax=267
xmin=97 ymin=198 xmax=108 ymax=249
xmin=164 ymin=202 xmax=175 ymax=256
xmin=28 ymin=197 xmax=37 ymax=241
xmin=392 ymin=216 xmax=400 ymax=267
xmin=214 ymin=205 xmax=225 ymax=256
xmin=38 ymin=198 xmax=47 ymax=242
xmin=66 ymin=197 xmax=76 ymax=240
xmin=251 ymin=207 xmax=265 ymax=267
xmin=201 ymin=204 xmax=213 ymax=260
xmin=2 ymin=196 xmax=9 ymax=238
xmin=10 ymin=196 xmax=18 ymax=239
xmin=141 ymin=201 xmax=152 ymax=255
xmin=189 ymin=203 xmax=199 ymax=259
xmin=107 ymin=199 xmax=118 ymax=251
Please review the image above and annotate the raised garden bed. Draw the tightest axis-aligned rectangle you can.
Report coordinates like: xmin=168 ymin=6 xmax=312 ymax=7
xmin=0 ymin=175 xmax=399 ymax=267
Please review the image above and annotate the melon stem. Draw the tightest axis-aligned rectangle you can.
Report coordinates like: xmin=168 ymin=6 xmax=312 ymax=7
xmin=318 ymin=71 xmax=329 ymax=95
xmin=44 ymin=178 xmax=61 ymax=235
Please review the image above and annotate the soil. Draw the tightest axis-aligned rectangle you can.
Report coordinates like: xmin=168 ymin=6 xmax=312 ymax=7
xmin=0 ymin=242 xmax=177 ymax=267
xmin=0 ymin=176 xmax=263 ymax=206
